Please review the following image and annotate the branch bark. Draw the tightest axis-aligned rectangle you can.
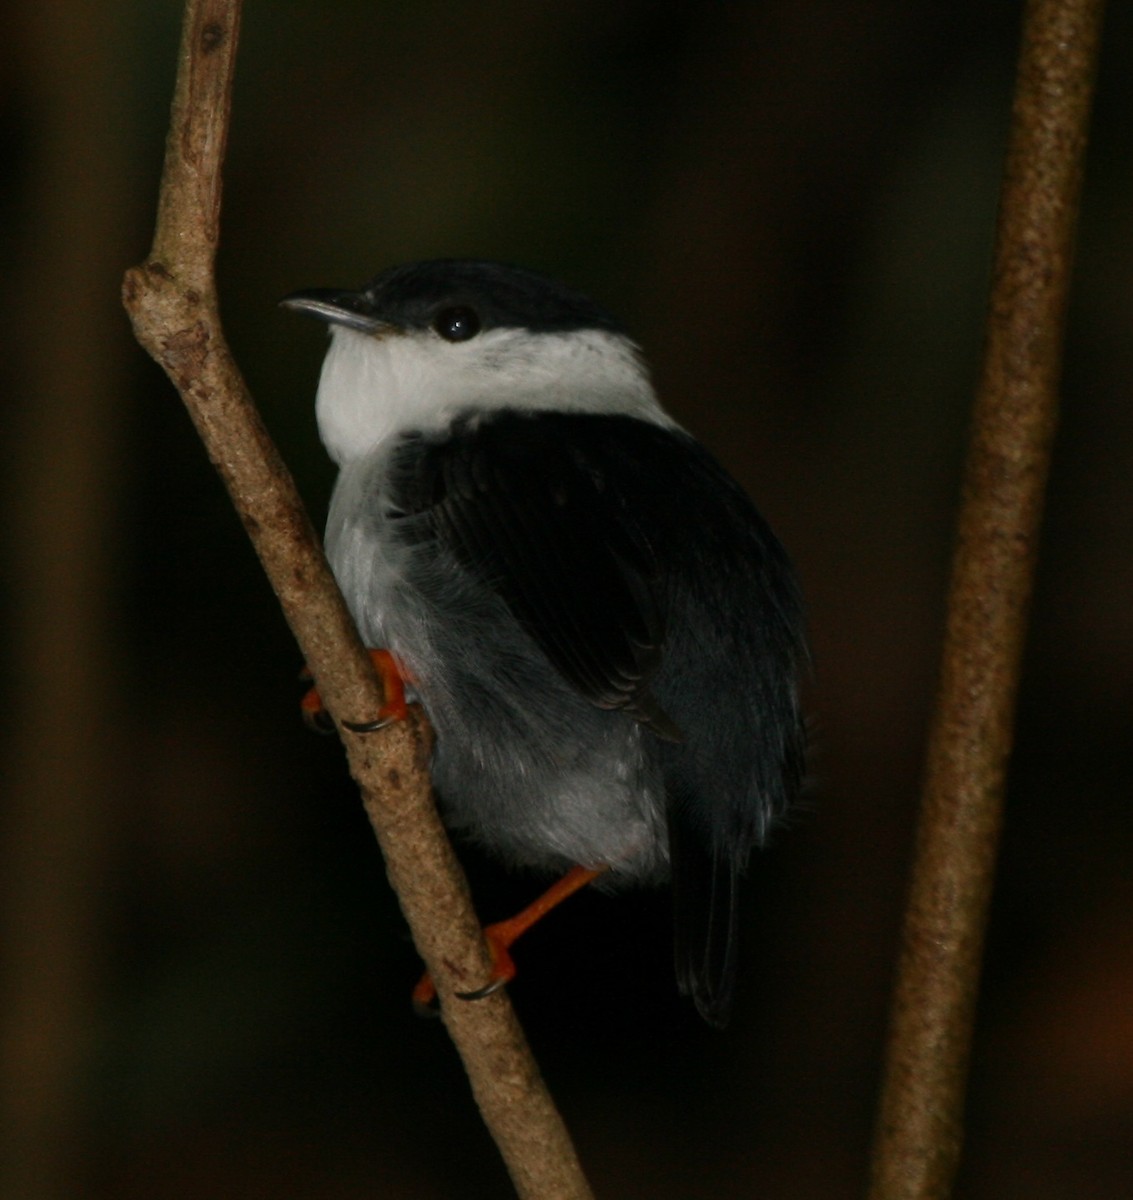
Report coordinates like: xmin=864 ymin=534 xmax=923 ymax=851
xmin=867 ymin=0 xmax=1106 ymax=1196
xmin=121 ymin=2 xmax=592 ymax=1196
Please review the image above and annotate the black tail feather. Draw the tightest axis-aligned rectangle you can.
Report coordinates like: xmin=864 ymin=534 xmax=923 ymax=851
xmin=669 ymin=812 xmax=741 ymax=1028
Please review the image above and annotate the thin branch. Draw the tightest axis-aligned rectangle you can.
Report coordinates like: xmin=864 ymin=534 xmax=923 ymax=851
xmin=121 ymin=2 xmax=592 ymax=1196
xmin=867 ymin=0 xmax=1106 ymax=1196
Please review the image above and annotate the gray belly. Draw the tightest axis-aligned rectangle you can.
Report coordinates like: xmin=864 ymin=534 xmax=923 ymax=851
xmin=326 ymin=469 xmax=669 ymax=880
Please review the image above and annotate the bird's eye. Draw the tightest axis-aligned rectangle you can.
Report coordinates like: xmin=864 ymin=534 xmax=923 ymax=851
xmin=432 ymin=306 xmax=481 ymax=342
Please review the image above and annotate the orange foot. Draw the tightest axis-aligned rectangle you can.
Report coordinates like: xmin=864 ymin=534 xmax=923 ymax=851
xmin=300 ymin=648 xmax=410 ymax=733
xmin=412 ymin=864 xmax=608 ymax=1013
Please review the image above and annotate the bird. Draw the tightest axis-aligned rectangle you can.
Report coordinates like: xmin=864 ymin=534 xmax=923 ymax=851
xmin=282 ymin=259 xmax=807 ymax=1027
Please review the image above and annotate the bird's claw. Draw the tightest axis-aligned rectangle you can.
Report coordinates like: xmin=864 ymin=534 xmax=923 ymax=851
xmin=407 ymin=868 xmax=607 ymax=1014
xmin=299 ymin=648 xmax=410 ymax=733
xmin=456 ymin=975 xmax=510 ymax=1001
xmin=409 ymin=970 xmax=507 ymax=1017
xmin=342 ymin=713 xmax=398 ymax=734
xmin=411 ymin=927 xmax=518 ymax=1012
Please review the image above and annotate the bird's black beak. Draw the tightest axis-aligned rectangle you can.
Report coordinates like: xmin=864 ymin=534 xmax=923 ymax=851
xmin=279 ymin=287 xmax=390 ymax=335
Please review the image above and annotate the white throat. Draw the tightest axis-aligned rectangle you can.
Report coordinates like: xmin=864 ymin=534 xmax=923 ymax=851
xmin=315 ymin=324 xmax=673 ymax=465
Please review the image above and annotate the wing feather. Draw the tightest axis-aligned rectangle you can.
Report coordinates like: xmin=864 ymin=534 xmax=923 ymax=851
xmin=388 ymin=412 xmax=679 ymax=738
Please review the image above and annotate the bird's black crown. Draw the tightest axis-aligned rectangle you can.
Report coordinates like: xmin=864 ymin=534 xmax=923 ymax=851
xmin=356 ymin=259 xmax=627 ymax=336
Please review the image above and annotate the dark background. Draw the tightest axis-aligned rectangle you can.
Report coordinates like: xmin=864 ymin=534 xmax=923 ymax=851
xmin=3 ymin=2 xmax=1131 ymax=1197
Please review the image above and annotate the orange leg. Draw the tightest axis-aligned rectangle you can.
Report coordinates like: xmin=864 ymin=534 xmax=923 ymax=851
xmin=412 ymin=864 xmax=609 ymax=1011
xmin=300 ymin=648 xmax=410 ymax=732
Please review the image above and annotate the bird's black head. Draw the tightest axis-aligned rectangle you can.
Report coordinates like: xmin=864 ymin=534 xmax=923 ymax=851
xmin=282 ymin=259 xmax=626 ymax=340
